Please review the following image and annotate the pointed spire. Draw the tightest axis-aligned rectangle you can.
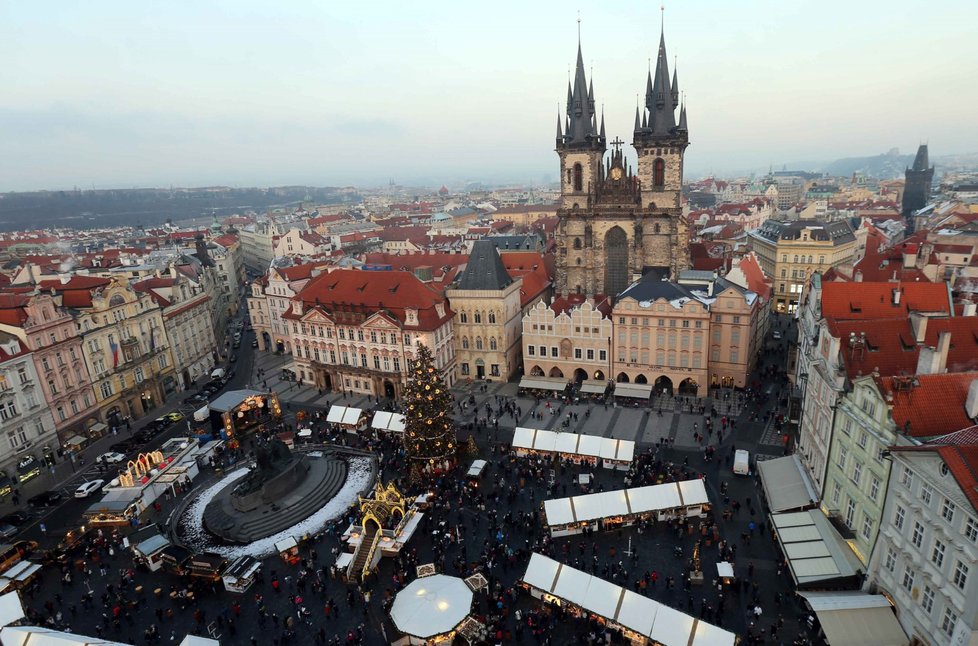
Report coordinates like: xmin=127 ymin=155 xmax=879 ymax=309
xmin=556 ymin=110 xmax=563 ymax=142
xmin=634 ymin=103 xmax=641 ymax=132
xmin=671 ymin=62 xmax=680 ymax=105
xmin=678 ymin=102 xmax=687 ymax=132
xmin=566 ymin=81 xmax=573 ymax=112
xmin=645 ymin=19 xmax=677 ymax=135
xmin=561 ymin=27 xmax=602 ymax=149
xmin=599 ymin=108 xmax=606 ymax=139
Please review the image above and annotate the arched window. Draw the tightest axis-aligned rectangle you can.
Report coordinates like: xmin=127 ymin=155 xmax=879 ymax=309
xmin=653 ymin=159 xmax=665 ymax=187
xmin=489 ymin=337 xmax=497 ymax=350
xmin=475 ymin=337 xmax=483 ymax=350
xmin=462 ymin=337 xmax=469 ymax=349
xmin=573 ymin=163 xmax=583 ymax=192
xmin=488 ymin=311 xmax=496 ymax=324
xmin=654 ymin=223 xmax=661 ymax=234
xmin=474 ymin=311 xmax=482 ymax=324
xmin=460 ymin=312 xmax=467 ymax=323
xmin=573 ymin=237 xmax=582 ymax=250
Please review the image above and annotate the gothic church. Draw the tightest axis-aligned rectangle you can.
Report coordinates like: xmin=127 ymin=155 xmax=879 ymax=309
xmin=555 ymin=28 xmax=690 ymax=299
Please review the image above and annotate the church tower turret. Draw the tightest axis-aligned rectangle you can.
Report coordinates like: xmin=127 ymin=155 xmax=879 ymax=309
xmin=557 ymin=39 xmax=606 ymax=210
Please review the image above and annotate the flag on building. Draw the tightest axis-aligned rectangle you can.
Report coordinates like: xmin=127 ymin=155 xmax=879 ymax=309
xmin=109 ymin=338 xmax=119 ymax=367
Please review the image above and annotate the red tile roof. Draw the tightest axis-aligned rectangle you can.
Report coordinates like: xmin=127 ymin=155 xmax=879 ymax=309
xmin=820 ymin=281 xmax=951 ymax=321
xmin=0 ymin=294 xmax=30 ymax=326
xmin=289 ymin=269 xmax=452 ymax=331
xmin=891 ymin=425 xmax=978 ymax=513
xmin=736 ymin=253 xmax=772 ymax=302
xmin=878 ymin=372 xmax=978 ymax=438
xmin=500 ymin=253 xmax=551 ymax=307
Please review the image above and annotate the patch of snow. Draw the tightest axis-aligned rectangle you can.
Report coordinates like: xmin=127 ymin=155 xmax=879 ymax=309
xmin=179 ymin=456 xmax=373 ymax=559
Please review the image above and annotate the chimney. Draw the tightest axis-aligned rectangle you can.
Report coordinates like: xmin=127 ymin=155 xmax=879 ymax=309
xmin=903 ymin=247 xmax=918 ymax=268
xmin=910 ymin=312 xmax=928 ymax=343
xmin=59 ymin=273 xmax=70 ymax=285
xmin=854 ymin=269 xmax=863 ymax=282
xmin=963 ymin=300 xmax=977 ymax=317
xmin=892 ymin=288 xmax=901 ymax=306
xmin=916 ymin=346 xmax=940 ymax=375
xmin=936 ymin=331 xmax=951 ymax=373
xmin=965 ymin=379 xmax=978 ymax=420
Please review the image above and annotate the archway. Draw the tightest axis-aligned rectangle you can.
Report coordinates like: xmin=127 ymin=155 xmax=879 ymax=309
xmin=549 ymin=367 xmax=564 ymax=379
xmin=678 ymin=378 xmax=699 ymax=396
xmin=573 ymin=368 xmax=588 ymax=384
xmin=616 ymin=372 xmax=630 ymax=383
xmin=275 ymin=340 xmax=285 ymax=353
xmin=323 ymin=374 xmax=333 ymax=391
xmin=593 ymin=370 xmax=605 ymax=381
xmin=529 ymin=365 xmax=544 ymax=377
xmin=654 ymin=376 xmax=674 ymax=396
xmin=635 ymin=374 xmax=648 ymax=384
xmin=383 ymin=380 xmax=396 ymax=398
xmin=604 ymin=226 xmax=629 ymax=297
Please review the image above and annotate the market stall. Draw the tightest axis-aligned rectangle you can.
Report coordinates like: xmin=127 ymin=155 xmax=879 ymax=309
xmin=512 ymin=428 xmax=635 ymax=470
xmin=517 ymin=376 xmax=570 ymax=393
xmin=131 ymin=532 xmax=171 ymax=573
xmin=222 ymin=556 xmax=261 ymax=593
xmin=389 ymin=574 xmax=474 ymax=645
xmin=159 ymin=545 xmax=193 ymax=576
xmin=371 ymin=411 xmax=406 ymax=434
xmin=187 ymin=553 xmax=227 ymax=580
xmin=520 ymin=553 xmax=736 ymax=646
xmin=275 ymin=536 xmax=300 ymax=565
xmin=0 ymin=560 xmax=42 ymax=593
xmin=326 ymin=405 xmax=367 ymax=433
xmin=542 ymin=479 xmax=709 ymax=537
xmin=208 ymin=389 xmax=282 ymax=444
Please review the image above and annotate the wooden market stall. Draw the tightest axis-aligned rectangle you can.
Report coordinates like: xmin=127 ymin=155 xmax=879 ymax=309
xmin=275 ymin=536 xmax=301 ymax=565
xmin=542 ymin=479 xmax=709 ymax=537
xmin=521 ymin=553 xmax=737 ymax=646
xmin=512 ymin=427 xmax=635 ymax=470
xmin=222 ymin=555 xmax=261 ymax=593
xmin=131 ymin=531 xmax=171 ymax=573
xmin=371 ymin=411 xmax=406 ymax=434
xmin=326 ymin=405 xmax=367 ymax=433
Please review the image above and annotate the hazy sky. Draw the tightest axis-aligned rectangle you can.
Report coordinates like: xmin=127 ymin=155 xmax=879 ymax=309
xmin=2 ymin=0 xmax=976 ymax=191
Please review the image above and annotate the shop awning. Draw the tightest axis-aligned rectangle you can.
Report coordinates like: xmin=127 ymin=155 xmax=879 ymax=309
xmin=798 ymin=592 xmax=908 ymax=646
xmin=518 ymin=376 xmax=569 ymax=392
xmin=771 ymin=510 xmax=863 ymax=588
xmin=757 ymin=455 xmax=820 ymax=512
xmin=64 ymin=435 xmax=87 ymax=447
xmin=88 ymin=422 xmax=108 ymax=434
xmin=614 ymin=382 xmax=653 ymax=399
xmin=579 ymin=380 xmax=607 ymax=395
xmin=716 ymin=562 xmax=734 ymax=579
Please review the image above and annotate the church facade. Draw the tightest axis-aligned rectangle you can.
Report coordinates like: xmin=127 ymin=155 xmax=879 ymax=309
xmin=555 ymin=29 xmax=690 ymax=299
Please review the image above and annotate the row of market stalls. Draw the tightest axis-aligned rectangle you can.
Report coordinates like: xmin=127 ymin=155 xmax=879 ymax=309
xmin=326 ymin=405 xmax=368 ymax=431
xmin=371 ymin=411 xmax=406 ymax=433
xmin=512 ymin=427 xmax=635 ymax=470
xmin=542 ymin=479 xmax=710 ymax=537
xmin=521 ymin=553 xmax=736 ymax=646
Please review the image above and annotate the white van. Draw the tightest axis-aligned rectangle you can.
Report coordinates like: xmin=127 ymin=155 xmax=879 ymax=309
xmin=733 ymin=450 xmax=750 ymax=476
xmin=211 ymin=368 xmax=226 ymax=381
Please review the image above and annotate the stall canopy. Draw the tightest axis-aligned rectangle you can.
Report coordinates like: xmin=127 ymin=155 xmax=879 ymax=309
xmin=518 ymin=376 xmax=570 ymax=392
xmin=757 ymin=455 xmax=820 ymax=512
xmin=193 ymin=406 xmax=209 ymax=422
xmin=389 ymin=574 xmax=473 ymax=639
xmin=88 ymin=422 xmax=108 ymax=435
xmin=0 ymin=591 xmax=25 ymax=627
xmin=511 ymin=428 xmax=635 ymax=464
xmin=797 ymin=592 xmax=908 ymax=646
xmin=579 ymin=380 xmax=608 ymax=395
xmin=326 ymin=405 xmax=364 ymax=426
xmin=64 ymin=435 xmax=86 ymax=448
xmin=521 ymin=553 xmax=735 ymax=646
xmin=543 ymin=479 xmax=708 ymax=527
xmin=613 ymin=383 xmax=653 ymax=399
xmin=771 ymin=510 xmax=863 ymax=588
xmin=208 ymin=389 xmax=266 ymax=413
xmin=371 ymin=411 xmax=406 ymax=433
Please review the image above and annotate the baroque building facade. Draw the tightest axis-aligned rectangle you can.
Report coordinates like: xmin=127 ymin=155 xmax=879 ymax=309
xmin=555 ymin=30 xmax=689 ymax=299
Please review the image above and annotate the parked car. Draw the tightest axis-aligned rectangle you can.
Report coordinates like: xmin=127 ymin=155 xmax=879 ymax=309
xmin=164 ymin=412 xmax=184 ymax=423
xmin=0 ymin=511 xmax=30 ymax=527
xmin=135 ymin=429 xmax=157 ymax=444
xmin=183 ymin=393 xmax=207 ymax=406
xmin=232 ymin=340 xmax=241 ymax=349
xmin=773 ymin=330 xmax=782 ymax=340
xmin=110 ymin=440 xmax=137 ymax=454
xmin=96 ymin=452 xmax=125 ymax=465
xmin=74 ymin=480 xmax=105 ymax=498
xmin=251 ymin=339 xmax=258 ymax=348
xmin=27 ymin=491 xmax=63 ymax=507
xmin=229 ymin=354 xmax=238 ymax=363
xmin=0 ymin=525 xmax=18 ymax=540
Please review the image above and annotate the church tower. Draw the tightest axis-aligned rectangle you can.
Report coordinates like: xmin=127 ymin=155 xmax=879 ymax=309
xmin=902 ymin=144 xmax=934 ymax=227
xmin=555 ymin=25 xmax=690 ymax=299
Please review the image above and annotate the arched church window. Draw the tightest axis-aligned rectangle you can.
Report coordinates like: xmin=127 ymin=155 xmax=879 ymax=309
xmin=488 ymin=311 xmax=496 ymax=324
xmin=460 ymin=312 xmax=467 ymax=323
xmin=654 ymin=223 xmax=661 ymax=234
xmin=573 ymin=164 xmax=583 ymax=192
xmin=462 ymin=337 xmax=469 ymax=349
xmin=475 ymin=337 xmax=483 ymax=350
xmin=489 ymin=337 xmax=497 ymax=350
xmin=573 ymin=238 xmax=582 ymax=250
xmin=576 ymin=258 xmax=582 ymax=265
xmin=474 ymin=311 xmax=482 ymax=324
xmin=653 ymin=159 xmax=665 ymax=187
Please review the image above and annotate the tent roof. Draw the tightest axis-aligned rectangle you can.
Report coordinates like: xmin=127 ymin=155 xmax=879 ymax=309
xmin=389 ymin=574 xmax=472 ymax=638
xmin=798 ymin=592 xmax=907 ymax=646
xmin=757 ymin=455 xmax=820 ymax=512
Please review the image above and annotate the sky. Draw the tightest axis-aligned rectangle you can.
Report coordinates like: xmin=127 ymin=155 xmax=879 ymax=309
xmin=1 ymin=0 xmax=976 ymax=191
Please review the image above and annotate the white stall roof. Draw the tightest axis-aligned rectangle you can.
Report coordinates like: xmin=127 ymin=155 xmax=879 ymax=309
xmin=757 ymin=455 xmax=820 ymax=512
xmin=512 ymin=427 xmax=536 ymax=449
xmin=325 ymin=406 xmax=345 ymax=424
xmin=388 ymin=414 xmax=406 ymax=433
xmin=615 ymin=440 xmax=635 ymax=463
xmin=678 ymin=479 xmax=709 ymax=506
xmin=0 ymin=626 xmax=132 ymax=645
xmin=371 ymin=411 xmax=392 ymax=430
xmin=553 ymin=432 xmax=580 ymax=455
xmin=274 ymin=536 xmax=297 ymax=552
xmin=577 ymin=434 xmax=604 ymax=457
xmin=614 ymin=382 xmax=653 ymax=399
xmin=0 ymin=591 xmax=25 ymax=626
xmin=533 ymin=430 xmax=558 ymax=453
xmin=520 ymin=554 xmax=735 ymax=646
xmin=799 ymin=592 xmax=907 ymax=646
xmin=341 ymin=407 xmax=362 ymax=425
xmin=598 ymin=438 xmax=620 ymax=460
xmin=543 ymin=498 xmax=576 ymax=527
xmin=716 ymin=562 xmax=734 ymax=579
xmin=193 ymin=405 xmax=209 ymax=422
xmin=579 ymin=380 xmax=607 ymax=394
xmin=518 ymin=376 xmax=569 ymax=391
xmin=772 ymin=509 xmax=862 ymax=586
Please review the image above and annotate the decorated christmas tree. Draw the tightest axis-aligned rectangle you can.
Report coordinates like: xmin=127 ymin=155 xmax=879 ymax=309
xmin=402 ymin=343 xmax=457 ymax=474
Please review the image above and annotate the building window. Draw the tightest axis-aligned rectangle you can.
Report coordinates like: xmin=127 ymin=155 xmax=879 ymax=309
xmin=894 ymin=505 xmax=905 ymax=531
xmin=884 ymin=548 xmax=896 ymax=573
xmin=861 ymin=514 xmax=872 ymax=540
xmin=598 ymin=349 xmax=606 ymax=361
xmin=931 ymin=539 xmax=946 ymax=567
xmin=56 ymin=406 xmax=66 ymax=422
xmin=856 ymin=431 xmax=868 ymax=449
xmin=921 ymin=586 xmax=935 ymax=615
xmin=462 ymin=338 xmax=469 ymax=349
xmin=845 ymin=499 xmax=856 ymax=528
xmin=491 ymin=364 xmax=500 ymax=377
xmin=900 ymin=467 xmax=914 ymax=489
xmin=920 ymin=483 xmax=933 ymax=506
xmin=373 ymin=356 xmax=381 ymax=369
xmin=869 ymin=476 xmax=881 ymax=502
xmin=831 ymin=481 xmax=841 ymax=504
xmin=460 ymin=363 xmax=470 ymax=376
xmin=953 ymin=561 xmax=969 ymax=589
xmin=488 ymin=312 xmax=496 ymax=324
xmin=573 ymin=163 xmax=583 ymax=192
xmin=360 ymin=354 xmax=368 ymax=368
xmin=527 ymin=345 xmax=534 ymax=356
xmin=574 ymin=348 xmax=582 ymax=360
xmin=966 ymin=517 xmax=978 ymax=543
xmin=489 ymin=338 xmax=497 ymax=350
xmin=653 ymin=158 xmax=665 ymax=187
xmin=851 ymin=462 xmax=862 ymax=485
xmin=837 ymin=447 xmax=848 ymax=470
xmin=100 ymin=381 xmax=113 ymax=399
xmin=942 ymin=608 xmax=958 ymax=638
xmin=942 ymin=499 xmax=957 ymax=524
xmin=911 ymin=522 xmax=924 ymax=549
xmin=901 ymin=566 xmax=914 ymax=592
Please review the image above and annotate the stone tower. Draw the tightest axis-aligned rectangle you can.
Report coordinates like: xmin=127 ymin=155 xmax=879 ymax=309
xmin=902 ymin=144 xmax=934 ymax=223
xmin=555 ymin=28 xmax=689 ymax=299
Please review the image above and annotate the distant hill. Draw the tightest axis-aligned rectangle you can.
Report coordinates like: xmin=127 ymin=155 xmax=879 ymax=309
xmin=0 ymin=186 xmax=358 ymax=232
xmin=818 ymin=149 xmax=913 ymax=179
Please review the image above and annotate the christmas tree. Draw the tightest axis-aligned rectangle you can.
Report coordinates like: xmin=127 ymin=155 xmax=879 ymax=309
xmin=402 ymin=343 xmax=457 ymax=474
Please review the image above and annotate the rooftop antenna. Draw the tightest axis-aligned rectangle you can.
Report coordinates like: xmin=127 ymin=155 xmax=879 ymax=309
xmin=577 ymin=10 xmax=582 ymax=44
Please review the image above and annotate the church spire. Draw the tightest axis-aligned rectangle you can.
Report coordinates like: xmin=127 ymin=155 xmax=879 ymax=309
xmin=644 ymin=22 xmax=678 ymax=136
xmin=560 ymin=31 xmax=603 ymax=150
xmin=556 ymin=110 xmax=563 ymax=144
xmin=671 ymin=63 xmax=680 ymax=105
xmin=600 ymin=108 xmax=606 ymax=139
xmin=678 ymin=101 xmax=687 ymax=132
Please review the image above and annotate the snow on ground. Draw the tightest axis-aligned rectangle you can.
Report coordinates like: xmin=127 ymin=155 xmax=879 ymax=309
xmin=179 ymin=456 xmax=373 ymax=559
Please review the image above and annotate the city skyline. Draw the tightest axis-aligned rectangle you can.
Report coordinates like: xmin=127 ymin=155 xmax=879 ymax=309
xmin=2 ymin=0 xmax=976 ymax=192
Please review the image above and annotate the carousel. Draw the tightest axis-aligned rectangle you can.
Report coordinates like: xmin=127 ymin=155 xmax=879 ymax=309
xmin=205 ymin=389 xmax=282 ymax=447
xmin=389 ymin=573 xmax=474 ymax=645
xmin=340 ymin=481 xmax=424 ymax=583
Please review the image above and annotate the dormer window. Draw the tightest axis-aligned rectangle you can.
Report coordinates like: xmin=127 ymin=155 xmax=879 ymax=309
xmin=405 ymin=309 xmax=419 ymax=326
